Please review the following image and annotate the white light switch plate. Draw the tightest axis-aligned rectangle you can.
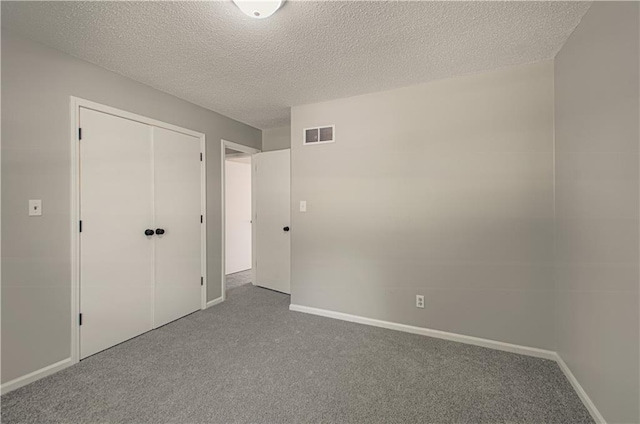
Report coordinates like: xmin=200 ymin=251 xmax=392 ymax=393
xmin=299 ymin=200 xmax=307 ymax=212
xmin=29 ymin=199 xmax=42 ymax=216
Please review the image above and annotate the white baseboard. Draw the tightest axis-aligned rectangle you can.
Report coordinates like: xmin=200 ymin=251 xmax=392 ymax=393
xmin=554 ymin=354 xmax=606 ymax=424
xmin=205 ymin=296 xmax=224 ymax=309
xmin=1 ymin=357 xmax=73 ymax=395
xmin=289 ymin=304 xmax=557 ymax=360
xmin=0 ymin=302 xmax=606 ymax=424
xmin=3 ymin=297 xmax=226 ymax=394
xmin=289 ymin=303 xmax=608 ymax=422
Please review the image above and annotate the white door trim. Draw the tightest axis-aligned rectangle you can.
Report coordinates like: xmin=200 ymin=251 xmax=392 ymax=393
xmin=220 ymin=140 xmax=260 ymax=302
xmin=70 ymin=96 xmax=207 ymax=365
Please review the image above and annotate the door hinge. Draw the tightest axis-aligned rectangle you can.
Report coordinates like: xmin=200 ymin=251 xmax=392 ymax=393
xmin=79 ymin=220 xmax=82 ymax=232
xmin=200 ymin=215 xmax=203 ymax=223
xmin=200 ymin=152 xmax=203 ymax=161
xmin=78 ymin=128 xmax=82 ymax=140
xmin=201 ymin=277 xmax=204 ymax=286
xmin=79 ymin=313 xmax=83 ymax=326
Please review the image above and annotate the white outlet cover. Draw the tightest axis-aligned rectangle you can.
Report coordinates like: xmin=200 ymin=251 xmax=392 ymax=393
xmin=416 ymin=295 xmax=425 ymax=308
xmin=299 ymin=200 xmax=307 ymax=212
xmin=29 ymin=199 xmax=42 ymax=216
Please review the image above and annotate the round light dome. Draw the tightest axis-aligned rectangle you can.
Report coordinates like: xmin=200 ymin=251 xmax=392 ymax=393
xmin=232 ymin=0 xmax=284 ymax=19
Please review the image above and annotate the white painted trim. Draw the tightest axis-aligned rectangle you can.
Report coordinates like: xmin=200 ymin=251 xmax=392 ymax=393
xmin=251 ymin=155 xmax=258 ymax=289
xmin=70 ymin=98 xmax=80 ymax=366
xmin=223 ymin=140 xmax=259 ymax=155
xmin=70 ymin=96 xmax=207 ymax=365
xmin=289 ymin=304 xmax=608 ymax=420
xmin=205 ymin=296 xmax=225 ymax=309
xmin=555 ymin=354 xmax=607 ymax=424
xmin=71 ymin=98 xmax=204 ymax=138
xmin=289 ymin=304 xmax=557 ymax=360
xmin=1 ymin=358 xmax=73 ymax=395
xmin=201 ymin=136 xmax=208 ymax=310
xmin=220 ymin=139 xmax=261 ymax=303
xmin=220 ymin=141 xmax=226 ymax=300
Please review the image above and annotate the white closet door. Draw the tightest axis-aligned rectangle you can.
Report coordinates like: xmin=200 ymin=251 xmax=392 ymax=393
xmin=80 ymin=108 xmax=154 ymax=359
xmin=153 ymin=127 xmax=202 ymax=327
xmin=255 ymin=149 xmax=291 ymax=294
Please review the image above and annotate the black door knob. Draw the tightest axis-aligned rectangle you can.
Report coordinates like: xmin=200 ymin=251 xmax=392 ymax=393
xmin=283 ymin=226 xmax=290 ymax=232
xmin=155 ymin=228 xmax=165 ymax=235
xmin=144 ymin=229 xmax=154 ymax=236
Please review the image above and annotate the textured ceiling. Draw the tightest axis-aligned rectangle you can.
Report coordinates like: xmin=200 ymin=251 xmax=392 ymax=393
xmin=2 ymin=1 xmax=591 ymax=129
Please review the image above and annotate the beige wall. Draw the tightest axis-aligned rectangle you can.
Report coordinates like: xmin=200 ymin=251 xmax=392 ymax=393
xmin=554 ymin=2 xmax=640 ymax=423
xmin=1 ymin=33 xmax=261 ymax=383
xmin=262 ymin=126 xmax=291 ymax=152
xmin=291 ymin=61 xmax=555 ymax=350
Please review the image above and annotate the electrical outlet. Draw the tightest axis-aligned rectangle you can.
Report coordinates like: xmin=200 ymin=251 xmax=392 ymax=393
xmin=416 ymin=295 xmax=424 ymax=309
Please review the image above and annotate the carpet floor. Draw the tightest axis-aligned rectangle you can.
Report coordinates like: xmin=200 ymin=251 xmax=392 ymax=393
xmin=2 ymin=284 xmax=593 ymax=423
xmin=225 ymin=269 xmax=252 ymax=290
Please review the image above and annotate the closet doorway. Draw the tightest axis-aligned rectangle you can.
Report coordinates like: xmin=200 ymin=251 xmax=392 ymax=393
xmin=71 ymin=98 xmax=206 ymax=361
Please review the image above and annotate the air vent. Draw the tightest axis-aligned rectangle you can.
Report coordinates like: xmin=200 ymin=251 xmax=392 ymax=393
xmin=303 ymin=125 xmax=335 ymax=145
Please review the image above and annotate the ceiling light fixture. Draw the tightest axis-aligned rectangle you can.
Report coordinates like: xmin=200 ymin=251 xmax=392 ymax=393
xmin=232 ymin=0 xmax=284 ymax=19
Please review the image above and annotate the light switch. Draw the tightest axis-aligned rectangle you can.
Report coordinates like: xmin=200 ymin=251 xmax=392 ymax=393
xmin=29 ymin=199 xmax=42 ymax=216
xmin=299 ymin=200 xmax=307 ymax=212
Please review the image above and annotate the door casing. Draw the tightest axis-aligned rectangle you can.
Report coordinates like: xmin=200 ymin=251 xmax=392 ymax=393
xmin=70 ymin=96 xmax=207 ymax=365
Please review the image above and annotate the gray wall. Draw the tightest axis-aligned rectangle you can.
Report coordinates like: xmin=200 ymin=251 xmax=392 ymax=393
xmin=262 ymin=126 xmax=291 ymax=152
xmin=291 ymin=61 xmax=555 ymax=350
xmin=554 ymin=2 xmax=639 ymax=423
xmin=1 ymin=33 xmax=261 ymax=383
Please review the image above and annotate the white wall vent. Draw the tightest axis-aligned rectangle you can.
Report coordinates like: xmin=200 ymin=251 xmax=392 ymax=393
xmin=303 ymin=125 xmax=335 ymax=145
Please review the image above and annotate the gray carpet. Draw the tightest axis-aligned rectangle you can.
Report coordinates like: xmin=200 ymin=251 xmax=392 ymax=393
xmin=2 ymin=284 xmax=593 ymax=423
xmin=225 ymin=269 xmax=252 ymax=290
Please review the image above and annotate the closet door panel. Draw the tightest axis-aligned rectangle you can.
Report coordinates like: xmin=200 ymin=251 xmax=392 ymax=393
xmin=79 ymin=108 xmax=154 ymax=359
xmin=153 ymin=127 xmax=202 ymax=327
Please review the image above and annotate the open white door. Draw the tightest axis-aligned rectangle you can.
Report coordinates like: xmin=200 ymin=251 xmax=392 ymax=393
xmin=254 ymin=149 xmax=291 ymax=294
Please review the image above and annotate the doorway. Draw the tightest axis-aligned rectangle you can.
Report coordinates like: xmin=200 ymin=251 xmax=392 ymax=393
xmin=221 ymin=141 xmax=292 ymax=298
xmin=221 ymin=140 xmax=260 ymax=296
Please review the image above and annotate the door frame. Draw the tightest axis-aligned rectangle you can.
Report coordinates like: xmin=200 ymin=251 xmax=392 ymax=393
xmin=69 ymin=97 xmax=207 ymax=364
xmin=220 ymin=139 xmax=260 ymax=301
